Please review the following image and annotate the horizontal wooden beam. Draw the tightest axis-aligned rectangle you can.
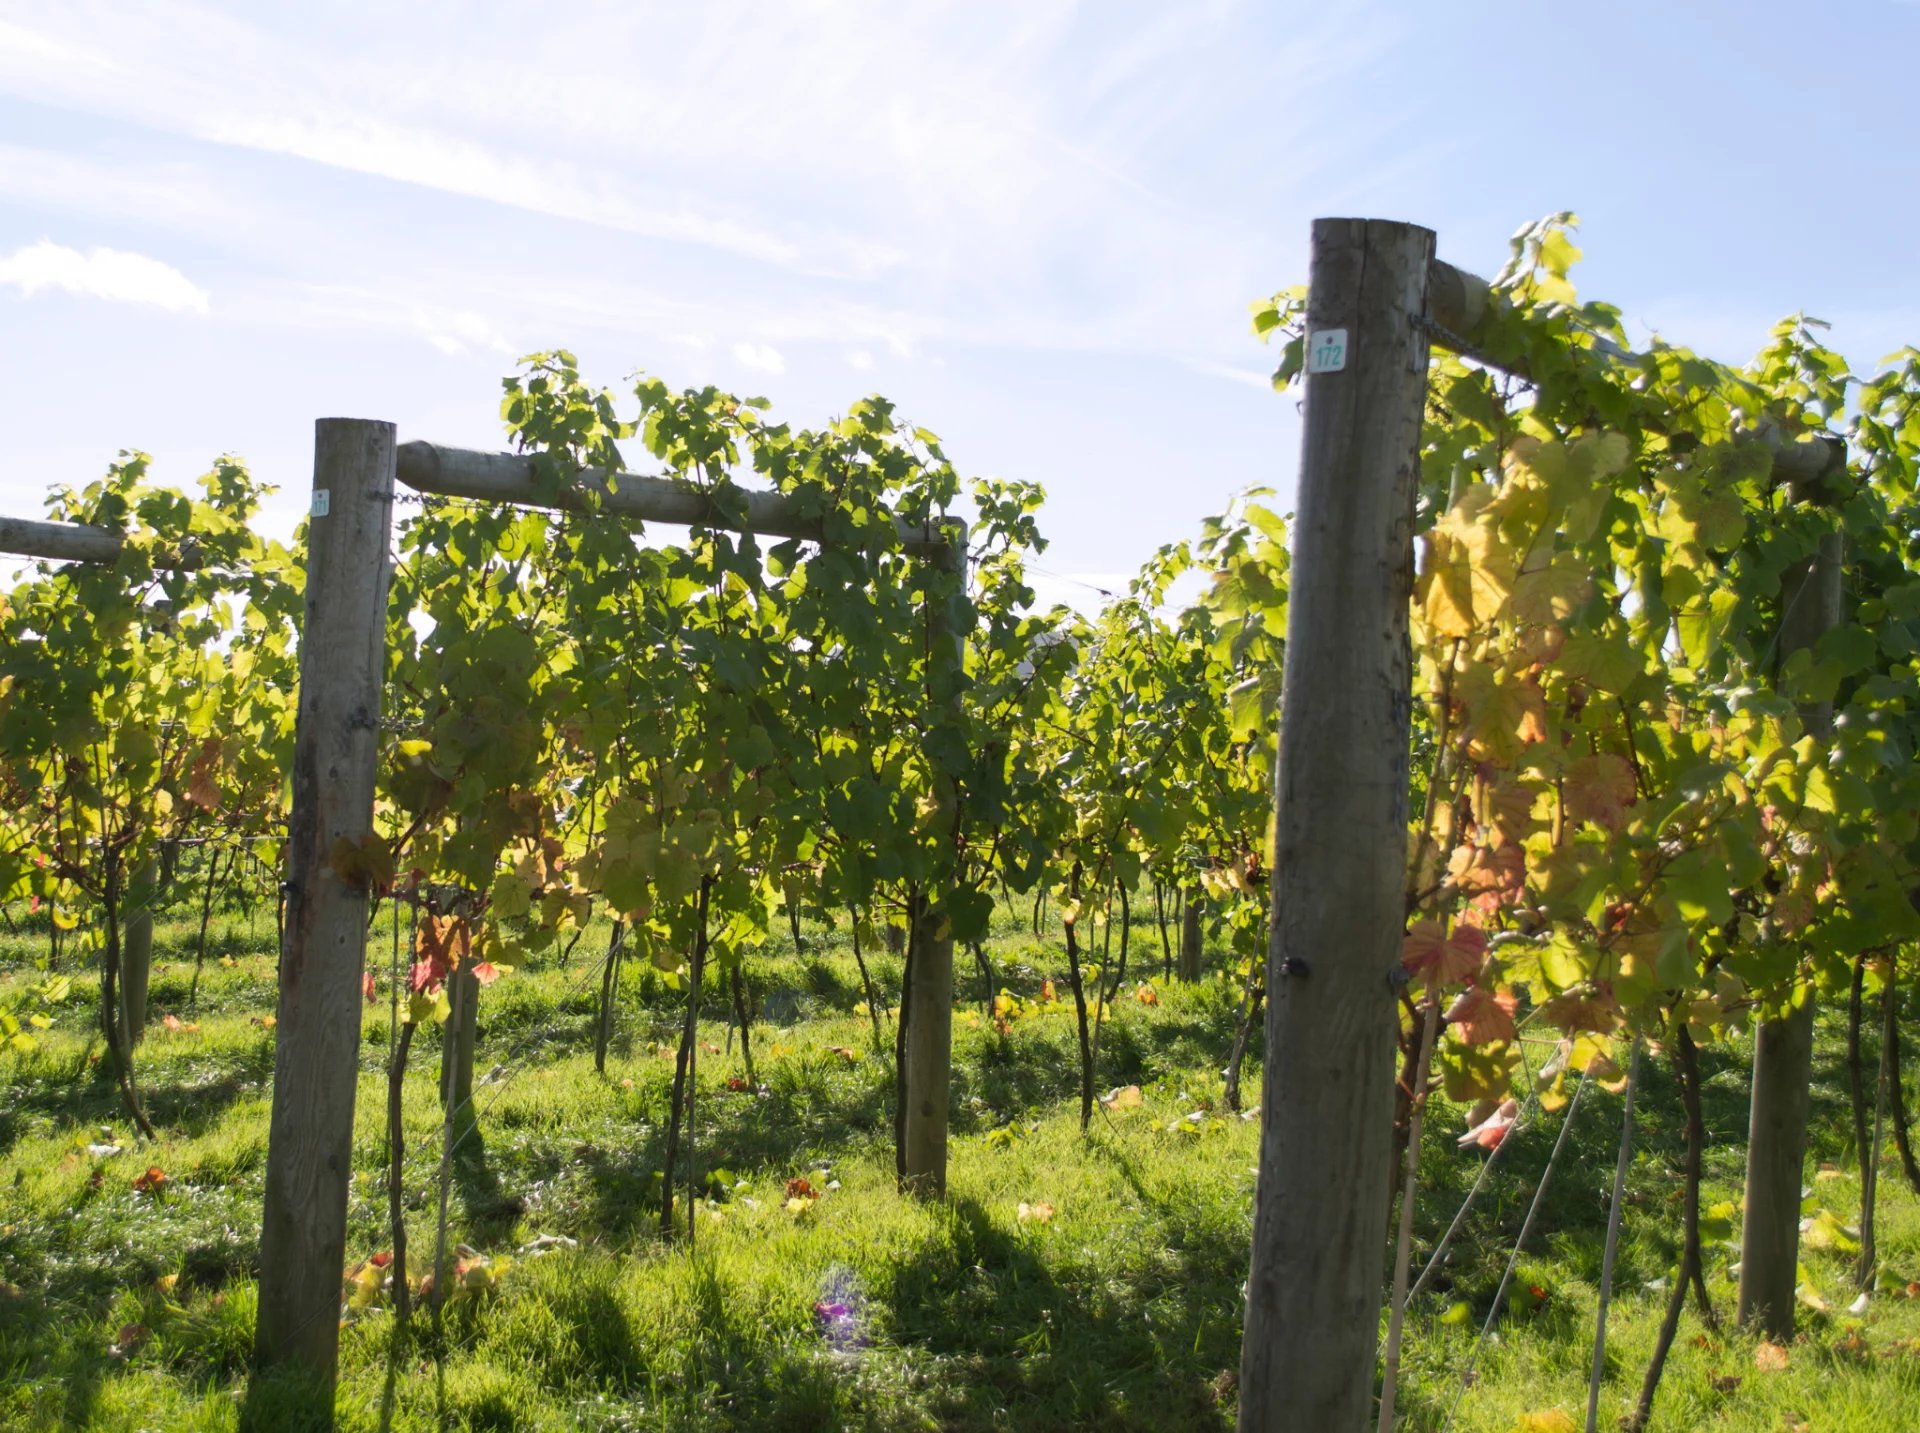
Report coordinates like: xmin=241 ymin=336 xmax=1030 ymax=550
xmin=1426 ymin=259 xmax=1846 ymax=490
xmin=395 ymin=441 xmax=964 ymax=563
xmin=0 ymin=516 xmax=207 ymax=569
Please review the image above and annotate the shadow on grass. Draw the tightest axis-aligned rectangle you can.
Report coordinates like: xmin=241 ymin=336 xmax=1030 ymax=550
xmin=887 ymin=1193 xmax=1240 ymax=1431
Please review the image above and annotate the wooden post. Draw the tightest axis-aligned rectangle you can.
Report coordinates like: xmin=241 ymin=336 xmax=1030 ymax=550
xmin=1179 ymin=889 xmax=1203 ymax=981
xmin=440 ymin=959 xmax=479 ymax=1137
xmin=1237 ymin=219 xmax=1433 ymax=1433
xmin=121 ymin=854 xmax=157 ymax=1044
xmin=1738 ymin=528 xmax=1843 ymax=1339
xmin=252 ymin=419 xmax=396 ymax=1387
xmin=900 ymin=531 xmax=966 ymax=1197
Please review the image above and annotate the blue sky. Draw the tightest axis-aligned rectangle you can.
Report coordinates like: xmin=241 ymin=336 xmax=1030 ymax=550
xmin=2 ymin=1 xmax=1917 ymax=608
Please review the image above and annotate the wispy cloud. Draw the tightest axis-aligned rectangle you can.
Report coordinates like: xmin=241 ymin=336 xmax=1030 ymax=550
xmin=0 ymin=240 xmax=209 ymax=311
xmin=0 ymin=1 xmax=1389 ymax=364
xmin=732 ymin=342 xmax=786 ymax=375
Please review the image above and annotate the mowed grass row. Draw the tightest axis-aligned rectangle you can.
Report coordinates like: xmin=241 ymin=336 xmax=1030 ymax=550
xmin=4 ymin=898 xmax=1920 ymax=1430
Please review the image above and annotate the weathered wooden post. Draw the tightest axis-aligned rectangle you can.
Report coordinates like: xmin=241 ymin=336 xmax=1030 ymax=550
xmin=441 ymin=958 xmax=479 ymax=1137
xmin=901 ymin=528 xmax=967 ymax=1197
xmin=252 ymin=419 xmax=396 ymax=1394
xmin=1738 ymin=527 xmax=1844 ymax=1338
xmin=121 ymin=854 xmax=157 ymax=1043
xmin=1179 ymin=889 xmax=1203 ymax=981
xmin=1238 ymin=219 xmax=1433 ymax=1432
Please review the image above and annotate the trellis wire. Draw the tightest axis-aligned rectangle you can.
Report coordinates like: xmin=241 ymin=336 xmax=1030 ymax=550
xmin=1377 ymin=994 xmax=1444 ymax=1431
xmin=1585 ymin=1034 xmax=1642 ymax=1433
xmin=1439 ymin=1070 xmax=1592 ymax=1433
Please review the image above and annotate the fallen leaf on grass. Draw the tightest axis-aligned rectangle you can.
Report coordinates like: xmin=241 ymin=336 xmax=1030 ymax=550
xmin=1100 ymin=1085 xmax=1143 ymax=1111
xmin=1135 ymin=984 xmax=1159 ymax=1006
xmin=110 ymin=1323 xmax=148 ymax=1357
xmin=1016 ymin=1201 xmax=1056 ymax=1225
xmin=1508 ymin=1411 xmax=1574 ymax=1433
xmin=1754 ymin=1341 xmax=1789 ymax=1371
xmin=131 ymin=1166 xmax=167 ymax=1195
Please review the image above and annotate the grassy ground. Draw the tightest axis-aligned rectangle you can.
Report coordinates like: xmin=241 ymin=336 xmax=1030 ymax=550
xmin=2 ymin=895 xmax=1919 ymax=1431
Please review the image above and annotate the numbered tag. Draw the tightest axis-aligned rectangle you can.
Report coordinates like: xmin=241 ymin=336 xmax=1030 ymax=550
xmin=311 ymin=489 xmax=331 ymax=517
xmin=1306 ymin=328 xmax=1348 ymax=374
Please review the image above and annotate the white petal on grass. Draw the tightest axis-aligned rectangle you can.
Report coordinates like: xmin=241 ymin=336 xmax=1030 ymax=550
xmin=0 ymin=240 xmax=209 ymax=312
xmin=732 ymin=342 xmax=786 ymax=375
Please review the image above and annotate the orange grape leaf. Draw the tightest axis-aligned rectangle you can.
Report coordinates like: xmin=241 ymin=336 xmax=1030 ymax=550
xmin=1447 ymin=843 xmax=1526 ymax=905
xmin=1754 ymin=1340 xmax=1789 ymax=1371
xmin=1402 ymin=920 xmax=1488 ymax=985
xmin=1017 ymin=1200 xmax=1056 ymax=1224
xmin=1445 ymin=986 xmax=1518 ymax=1046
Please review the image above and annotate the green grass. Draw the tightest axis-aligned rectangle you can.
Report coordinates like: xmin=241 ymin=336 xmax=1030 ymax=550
xmin=3 ymin=898 xmax=1920 ymax=1431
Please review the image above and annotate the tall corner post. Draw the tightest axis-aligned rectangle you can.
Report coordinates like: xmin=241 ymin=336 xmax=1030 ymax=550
xmin=1237 ymin=219 xmax=1433 ymax=1433
xmin=902 ymin=523 xmax=968 ymax=1197
xmin=1738 ymin=527 xmax=1844 ymax=1338
xmin=252 ymin=419 xmax=397 ymax=1390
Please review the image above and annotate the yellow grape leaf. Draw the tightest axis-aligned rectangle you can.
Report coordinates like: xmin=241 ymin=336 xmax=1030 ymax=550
xmin=1508 ymin=556 xmax=1592 ymax=625
xmin=1101 ymin=1085 xmax=1144 ymax=1111
xmin=1509 ymin=1410 xmax=1576 ymax=1433
xmin=1458 ymin=664 xmax=1548 ymax=765
xmin=1557 ymin=629 xmax=1644 ymax=695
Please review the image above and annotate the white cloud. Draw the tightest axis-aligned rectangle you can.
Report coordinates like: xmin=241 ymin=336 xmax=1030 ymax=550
xmin=732 ymin=342 xmax=786 ymax=375
xmin=410 ymin=306 xmax=513 ymax=358
xmin=0 ymin=239 xmax=209 ymax=312
xmin=845 ymin=348 xmax=874 ymax=370
xmin=1181 ymin=357 xmax=1273 ymax=390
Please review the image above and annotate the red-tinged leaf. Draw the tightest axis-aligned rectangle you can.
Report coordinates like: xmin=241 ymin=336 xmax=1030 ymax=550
xmin=470 ymin=962 xmax=501 ymax=986
xmin=132 ymin=1165 xmax=168 ymax=1195
xmin=1448 ymin=842 xmax=1526 ymax=904
xmin=113 ymin=1322 xmax=149 ymax=1353
xmin=363 ymin=970 xmax=378 ymax=1003
xmin=1040 ymin=978 xmax=1058 ymax=1002
xmin=1458 ymin=1098 xmax=1518 ymax=1150
xmin=1445 ymin=986 xmax=1518 ymax=1046
xmin=1564 ymin=753 xmax=1636 ymax=832
xmin=785 ymin=1176 xmax=817 ymax=1201
xmin=370 ymin=1251 xmax=393 ymax=1268
xmin=1402 ymin=919 xmax=1488 ymax=985
xmin=163 ymin=1013 xmax=184 ymax=1032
